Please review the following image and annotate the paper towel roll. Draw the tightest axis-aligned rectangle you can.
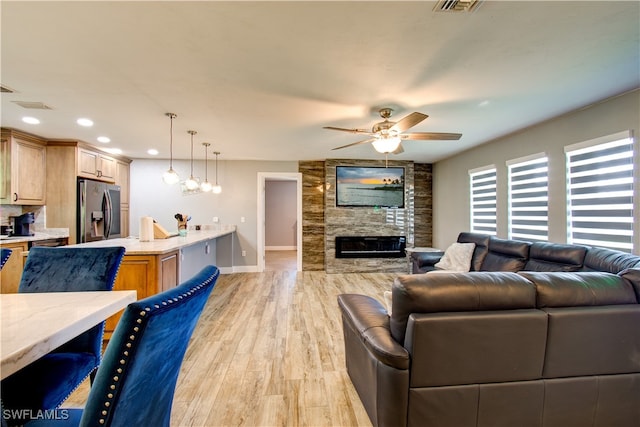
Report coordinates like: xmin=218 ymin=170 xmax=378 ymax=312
xmin=140 ymin=216 xmax=154 ymax=242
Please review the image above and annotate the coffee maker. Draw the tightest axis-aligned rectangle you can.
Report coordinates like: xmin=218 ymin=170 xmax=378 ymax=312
xmin=12 ymin=212 xmax=35 ymax=236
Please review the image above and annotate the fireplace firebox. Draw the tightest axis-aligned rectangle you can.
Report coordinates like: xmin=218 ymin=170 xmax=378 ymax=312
xmin=335 ymin=236 xmax=406 ymax=259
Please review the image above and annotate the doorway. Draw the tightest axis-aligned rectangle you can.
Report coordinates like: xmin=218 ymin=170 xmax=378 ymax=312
xmin=257 ymin=172 xmax=302 ymax=272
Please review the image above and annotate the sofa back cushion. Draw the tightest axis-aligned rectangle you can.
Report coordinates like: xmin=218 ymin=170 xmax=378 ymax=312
xmin=405 ymin=309 xmax=548 ymax=388
xmin=523 ymin=242 xmax=587 ymax=272
xmin=519 ymin=271 xmax=638 ymax=307
xmin=390 ymin=272 xmax=536 ymax=344
xmin=457 ymin=232 xmax=490 ymax=271
xmin=480 ymin=237 xmax=530 ymax=272
xmin=582 ymin=246 xmax=640 ymax=273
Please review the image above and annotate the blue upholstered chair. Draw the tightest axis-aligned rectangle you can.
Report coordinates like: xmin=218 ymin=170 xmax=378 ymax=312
xmin=0 ymin=247 xmax=11 ymax=270
xmin=1 ymin=246 xmax=126 ymax=421
xmin=22 ymin=265 xmax=220 ymax=427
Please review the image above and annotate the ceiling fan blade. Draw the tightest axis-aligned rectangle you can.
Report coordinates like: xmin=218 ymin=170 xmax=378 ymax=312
xmin=392 ymin=143 xmax=405 ymax=155
xmin=331 ymin=138 xmax=376 ymax=150
xmin=390 ymin=112 xmax=428 ymax=132
xmin=402 ymin=132 xmax=462 ymax=141
xmin=323 ymin=126 xmax=371 ymax=134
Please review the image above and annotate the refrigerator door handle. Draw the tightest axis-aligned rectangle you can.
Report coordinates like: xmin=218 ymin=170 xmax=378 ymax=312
xmin=79 ymin=181 xmax=87 ymax=243
xmin=104 ymin=189 xmax=113 ymax=239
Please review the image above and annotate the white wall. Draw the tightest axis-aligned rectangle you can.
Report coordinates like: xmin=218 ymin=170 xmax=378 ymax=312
xmin=265 ymin=180 xmax=297 ymax=248
xmin=432 ymin=89 xmax=640 ymax=250
xmin=129 ymin=158 xmax=298 ymax=268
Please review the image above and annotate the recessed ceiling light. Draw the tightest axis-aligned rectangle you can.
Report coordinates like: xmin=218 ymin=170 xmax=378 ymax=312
xmin=22 ymin=116 xmax=40 ymax=125
xmin=147 ymin=149 xmax=159 ymax=155
xmin=77 ymin=118 xmax=94 ymax=127
xmin=478 ymin=100 xmax=490 ymax=107
xmin=103 ymin=148 xmax=122 ymax=155
xmin=97 ymin=136 xmax=111 ymax=143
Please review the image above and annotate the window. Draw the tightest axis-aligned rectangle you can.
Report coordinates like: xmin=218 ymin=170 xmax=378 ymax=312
xmin=565 ymin=131 xmax=634 ymax=252
xmin=470 ymin=166 xmax=497 ymax=235
xmin=507 ymin=154 xmax=549 ymax=241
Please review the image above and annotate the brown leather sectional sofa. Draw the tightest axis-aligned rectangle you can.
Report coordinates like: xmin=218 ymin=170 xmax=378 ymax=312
xmin=338 ymin=233 xmax=640 ymax=427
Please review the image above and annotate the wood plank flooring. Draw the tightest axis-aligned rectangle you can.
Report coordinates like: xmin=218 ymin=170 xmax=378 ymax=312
xmin=64 ymin=263 xmax=399 ymax=426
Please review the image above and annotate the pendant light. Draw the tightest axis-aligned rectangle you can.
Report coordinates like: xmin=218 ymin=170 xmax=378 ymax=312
xmin=162 ymin=113 xmax=180 ymax=184
xmin=200 ymin=142 xmax=213 ymax=192
xmin=184 ymin=130 xmax=200 ymax=190
xmin=212 ymin=151 xmax=222 ymax=194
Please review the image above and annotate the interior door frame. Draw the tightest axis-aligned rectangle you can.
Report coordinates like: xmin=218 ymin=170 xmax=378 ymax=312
xmin=257 ymin=172 xmax=302 ymax=272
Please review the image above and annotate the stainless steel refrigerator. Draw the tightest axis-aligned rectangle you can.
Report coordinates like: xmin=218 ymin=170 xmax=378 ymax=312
xmin=77 ymin=178 xmax=122 ymax=243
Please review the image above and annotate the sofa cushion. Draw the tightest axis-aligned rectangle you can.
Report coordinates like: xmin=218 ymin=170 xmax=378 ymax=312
xmin=523 ymin=242 xmax=587 ymax=272
xmin=434 ymin=242 xmax=476 ymax=272
xmin=480 ymin=237 xmax=530 ymax=272
xmin=519 ymin=271 xmax=638 ymax=308
xmin=457 ymin=232 xmax=490 ymax=271
xmin=390 ymin=272 xmax=536 ymax=344
xmin=582 ymin=246 xmax=640 ymax=273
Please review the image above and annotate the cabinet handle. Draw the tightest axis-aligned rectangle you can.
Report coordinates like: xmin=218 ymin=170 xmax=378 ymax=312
xmin=13 ymin=193 xmax=18 ymax=202
xmin=97 ymin=170 xmax=102 ymax=177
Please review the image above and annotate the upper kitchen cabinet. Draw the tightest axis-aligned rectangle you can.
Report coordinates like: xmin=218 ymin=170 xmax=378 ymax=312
xmin=78 ymin=147 xmax=117 ymax=182
xmin=0 ymin=129 xmax=47 ymax=205
xmin=46 ymin=140 xmax=131 ymax=244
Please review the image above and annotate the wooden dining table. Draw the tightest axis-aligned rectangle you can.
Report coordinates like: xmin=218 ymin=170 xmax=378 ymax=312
xmin=0 ymin=290 xmax=136 ymax=380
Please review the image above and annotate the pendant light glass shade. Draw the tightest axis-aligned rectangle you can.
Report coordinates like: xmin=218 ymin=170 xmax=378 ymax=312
xmin=184 ymin=130 xmax=200 ymax=190
xmin=212 ymin=151 xmax=222 ymax=194
xmin=162 ymin=113 xmax=180 ymax=184
xmin=200 ymin=142 xmax=213 ymax=192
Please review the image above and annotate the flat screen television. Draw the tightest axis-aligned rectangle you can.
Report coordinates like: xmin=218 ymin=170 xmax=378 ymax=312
xmin=335 ymin=166 xmax=405 ymax=208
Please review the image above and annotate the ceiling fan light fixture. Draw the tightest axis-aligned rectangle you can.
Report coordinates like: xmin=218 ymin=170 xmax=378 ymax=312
xmin=162 ymin=113 xmax=180 ymax=185
xmin=372 ymin=136 xmax=401 ymax=154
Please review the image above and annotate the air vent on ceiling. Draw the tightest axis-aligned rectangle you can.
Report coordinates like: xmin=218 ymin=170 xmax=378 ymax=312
xmin=12 ymin=101 xmax=53 ymax=110
xmin=434 ymin=0 xmax=483 ymax=12
xmin=1 ymin=85 xmax=16 ymax=93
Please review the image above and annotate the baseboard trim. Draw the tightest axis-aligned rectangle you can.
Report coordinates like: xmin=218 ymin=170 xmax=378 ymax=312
xmin=266 ymin=246 xmax=297 ymax=251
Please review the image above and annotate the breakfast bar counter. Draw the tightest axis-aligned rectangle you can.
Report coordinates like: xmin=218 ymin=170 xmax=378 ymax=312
xmin=73 ymin=226 xmax=236 ymax=339
xmin=73 ymin=225 xmax=236 ymax=255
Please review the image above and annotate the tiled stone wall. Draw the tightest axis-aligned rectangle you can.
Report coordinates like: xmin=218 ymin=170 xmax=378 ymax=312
xmin=299 ymin=160 xmax=433 ymax=273
xmin=324 ymin=159 xmax=414 ymax=274
xmin=299 ymin=161 xmax=325 ymax=271
xmin=413 ymin=163 xmax=433 ymax=247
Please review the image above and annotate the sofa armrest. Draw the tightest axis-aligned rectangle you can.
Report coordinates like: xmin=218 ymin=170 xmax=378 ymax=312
xmin=410 ymin=251 xmax=445 ymax=274
xmin=337 ymin=294 xmax=409 ymax=369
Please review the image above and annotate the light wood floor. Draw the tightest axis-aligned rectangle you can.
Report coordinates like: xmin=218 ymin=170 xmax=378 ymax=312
xmin=65 ymin=265 xmax=399 ymax=426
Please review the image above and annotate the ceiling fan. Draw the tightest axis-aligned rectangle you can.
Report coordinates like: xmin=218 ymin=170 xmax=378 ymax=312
xmin=323 ymin=108 xmax=462 ymax=154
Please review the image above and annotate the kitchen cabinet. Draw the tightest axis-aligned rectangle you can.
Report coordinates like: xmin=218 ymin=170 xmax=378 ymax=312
xmin=0 ymin=129 xmax=47 ymax=205
xmin=104 ymin=250 xmax=179 ymax=339
xmin=46 ymin=140 xmax=131 ymax=244
xmin=116 ymin=160 xmax=130 ymax=237
xmin=78 ymin=147 xmax=116 ymax=182
xmin=0 ymin=241 xmax=28 ymax=293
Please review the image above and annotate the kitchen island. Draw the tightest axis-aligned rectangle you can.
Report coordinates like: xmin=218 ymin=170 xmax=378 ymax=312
xmin=74 ymin=225 xmax=235 ymax=338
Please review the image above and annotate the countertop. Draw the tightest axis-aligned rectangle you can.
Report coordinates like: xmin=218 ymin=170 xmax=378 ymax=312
xmin=72 ymin=225 xmax=236 ymax=255
xmin=0 ymin=228 xmax=70 ymax=245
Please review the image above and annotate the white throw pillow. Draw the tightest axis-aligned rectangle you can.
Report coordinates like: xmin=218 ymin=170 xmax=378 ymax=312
xmin=434 ymin=242 xmax=476 ymax=272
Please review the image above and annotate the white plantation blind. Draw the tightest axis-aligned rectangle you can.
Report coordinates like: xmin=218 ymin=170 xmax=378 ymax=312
xmin=507 ymin=154 xmax=549 ymax=242
xmin=565 ymin=131 xmax=634 ymax=252
xmin=470 ymin=166 xmax=497 ymax=235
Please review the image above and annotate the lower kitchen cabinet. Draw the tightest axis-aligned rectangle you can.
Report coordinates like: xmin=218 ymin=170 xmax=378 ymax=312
xmin=0 ymin=242 xmax=28 ymax=293
xmin=104 ymin=250 xmax=179 ymax=339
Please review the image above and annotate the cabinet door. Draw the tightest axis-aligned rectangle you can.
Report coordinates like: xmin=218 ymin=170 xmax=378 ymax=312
xmin=98 ymin=155 xmax=116 ymax=180
xmin=0 ymin=136 xmax=46 ymax=205
xmin=0 ymin=242 xmax=28 ymax=293
xmin=78 ymin=148 xmax=99 ymax=178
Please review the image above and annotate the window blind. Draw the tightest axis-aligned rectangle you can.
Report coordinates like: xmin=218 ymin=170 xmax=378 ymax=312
xmin=565 ymin=133 xmax=634 ymax=252
xmin=470 ymin=167 xmax=497 ymax=235
xmin=508 ymin=155 xmax=548 ymax=241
